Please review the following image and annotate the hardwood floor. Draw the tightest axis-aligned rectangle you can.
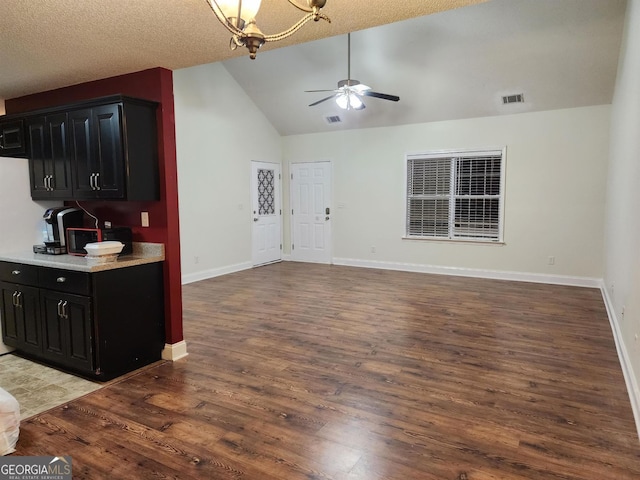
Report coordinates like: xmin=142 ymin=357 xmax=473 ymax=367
xmin=12 ymin=263 xmax=640 ymax=479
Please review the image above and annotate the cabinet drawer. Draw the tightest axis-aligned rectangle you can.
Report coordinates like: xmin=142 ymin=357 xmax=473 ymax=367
xmin=39 ymin=268 xmax=91 ymax=295
xmin=0 ymin=262 xmax=38 ymax=285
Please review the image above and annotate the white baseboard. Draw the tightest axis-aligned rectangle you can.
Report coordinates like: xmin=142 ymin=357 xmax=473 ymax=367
xmin=600 ymin=282 xmax=640 ymax=440
xmin=332 ymin=257 xmax=602 ymax=288
xmin=181 ymin=261 xmax=252 ymax=285
xmin=161 ymin=340 xmax=188 ymax=361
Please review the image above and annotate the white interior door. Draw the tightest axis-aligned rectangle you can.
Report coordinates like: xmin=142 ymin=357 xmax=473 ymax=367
xmin=290 ymin=161 xmax=332 ymax=264
xmin=251 ymin=161 xmax=282 ymax=266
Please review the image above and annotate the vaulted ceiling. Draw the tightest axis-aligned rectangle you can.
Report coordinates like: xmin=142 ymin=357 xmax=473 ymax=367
xmin=1 ymin=0 xmax=627 ymax=135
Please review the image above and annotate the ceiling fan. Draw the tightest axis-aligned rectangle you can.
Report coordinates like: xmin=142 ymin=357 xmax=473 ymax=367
xmin=306 ymin=33 xmax=400 ymax=110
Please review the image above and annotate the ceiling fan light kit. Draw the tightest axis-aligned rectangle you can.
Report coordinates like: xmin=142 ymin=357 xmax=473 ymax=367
xmin=205 ymin=0 xmax=330 ymax=59
xmin=307 ymin=33 xmax=400 ymax=110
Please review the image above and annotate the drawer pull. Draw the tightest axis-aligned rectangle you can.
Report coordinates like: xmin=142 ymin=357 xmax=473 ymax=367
xmin=11 ymin=270 xmax=20 ymax=275
xmin=56 ymin=277 xmax=66 ymax=283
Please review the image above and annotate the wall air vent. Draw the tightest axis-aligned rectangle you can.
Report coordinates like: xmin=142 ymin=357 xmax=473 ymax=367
xmin=325 ymin=115 xmax=342 ymax=125
xmin=502 ymin=93 xmax=525 ymax=104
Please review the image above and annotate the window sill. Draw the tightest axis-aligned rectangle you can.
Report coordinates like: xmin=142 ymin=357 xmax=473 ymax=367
xmin=402 ymin=236 xmax=505 ymax=246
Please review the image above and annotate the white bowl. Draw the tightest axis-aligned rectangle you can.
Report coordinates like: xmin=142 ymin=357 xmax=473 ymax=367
xmin=83 ymin=241 xmax=125 ymax=256
xmin=85 ymin=254 xmax=119 ymax=265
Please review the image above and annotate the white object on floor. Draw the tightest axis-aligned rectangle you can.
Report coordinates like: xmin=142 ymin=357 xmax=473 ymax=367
xmin=0 ymin=387 xmax=20 ymax=455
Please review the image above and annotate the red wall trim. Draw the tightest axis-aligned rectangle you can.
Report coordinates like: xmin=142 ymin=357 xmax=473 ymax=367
xmin=7 ymin=68 xmax=183 ymax=345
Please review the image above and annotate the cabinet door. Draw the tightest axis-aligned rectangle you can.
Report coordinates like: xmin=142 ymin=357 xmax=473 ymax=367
xmin=26 ymin=116 xmax=49 ymax=197
xmin=41 ymin=291 xmax=94 ymax=373
xmin=93 ymin=104 xmax=124 ymax=198
xmin=0 ymin=119 xmax=26 ymax=157
xmin=69 ymin=109 xmax=97 ymax=199
xmin=48 ymin=113 xmax=73 ymax=198
xmin=69 ymin=106 xmax=124 ymax=199
xmin=27 ymin=114 xmax=73 ymax=199
xmin=0 ymin=282 xmax=41 ymax=355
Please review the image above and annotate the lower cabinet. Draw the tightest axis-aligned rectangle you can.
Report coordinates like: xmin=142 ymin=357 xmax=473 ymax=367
xmin=0 ymin=282 xmax=41 ymax=356
xmin=40 ymin=291 xmax=93 ymax=373
xmin=0 ymin=261 xmax=164 ymax=381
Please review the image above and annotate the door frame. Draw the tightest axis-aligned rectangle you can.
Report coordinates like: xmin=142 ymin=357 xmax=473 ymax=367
xmin=288 ymin=160 xmax=333 ymax=264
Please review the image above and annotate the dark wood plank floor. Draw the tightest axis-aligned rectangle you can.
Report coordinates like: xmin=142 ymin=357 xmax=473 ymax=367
xmin=12 ymin=262 xmax=640 ymax=479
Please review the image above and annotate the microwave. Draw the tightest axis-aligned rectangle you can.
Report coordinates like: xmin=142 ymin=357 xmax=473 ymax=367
xmin=66 ymin=227 xmax=133 ymax=256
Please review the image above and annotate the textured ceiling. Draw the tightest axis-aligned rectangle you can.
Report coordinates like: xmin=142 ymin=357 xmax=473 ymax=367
xmin=0 ymin=0 xmax=485 ymax=101
xmin=1 ymin=0 xmax=627 ymax=136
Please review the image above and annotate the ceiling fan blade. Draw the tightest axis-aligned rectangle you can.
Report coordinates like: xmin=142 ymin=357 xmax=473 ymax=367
xmin=305 ymin=89 xmax=337 ymax=93
xmin=363 ymin=91 xmax=400 ymax=102
xmin=309 ymin=94 xmax=338 ymax=107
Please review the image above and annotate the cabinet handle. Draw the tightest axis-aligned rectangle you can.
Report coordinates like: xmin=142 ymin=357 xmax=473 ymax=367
xmin=11 ymin=270 xmax=20 ymax=275
xmin=12 ymin=291 xmax=18 ymax=307
xmin=48 ymin=175 xmax=54 ymax=191
xmin=56 ymin=277 xmax=66 ymax=283
xmin=62 ymin=300 xmax=68 ymax=319
xmin=89 ymin=173 xmax=95 ymax=190
xmin=95 ymin=172 xmax=100 ymax=190
xmin=57 ymin=299 xmax=64 ymax=318
xmin=15 ymin=291 xmax=22 ymax=308
xmin=0 ymin=134 xmax=4 ymax=149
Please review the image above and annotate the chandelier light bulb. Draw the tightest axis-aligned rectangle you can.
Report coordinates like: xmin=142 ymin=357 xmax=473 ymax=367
xmin=216 ymin=0 xmax=262 ymax=22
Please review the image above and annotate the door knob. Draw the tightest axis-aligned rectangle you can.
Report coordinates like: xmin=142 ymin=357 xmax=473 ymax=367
xmin=325 ymin=216 xmax=330 ymax=221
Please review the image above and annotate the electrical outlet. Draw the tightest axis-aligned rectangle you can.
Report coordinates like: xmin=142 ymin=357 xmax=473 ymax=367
xmin=371 ymin=246 xmax=376 ymax=254
xmin=547 ymin=256 xmax=555 ymax=265
xmin=141 ymin=211 xmax=150 ymax=227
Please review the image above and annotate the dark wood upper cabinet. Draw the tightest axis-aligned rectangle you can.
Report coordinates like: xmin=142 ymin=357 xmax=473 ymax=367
xmin=27 ymin=113 xmax=73 ymax=199
xmin=2 ymin=95 xmax=159 ymax=201
xmin=0 ymin=119 xmax=26 ymax=157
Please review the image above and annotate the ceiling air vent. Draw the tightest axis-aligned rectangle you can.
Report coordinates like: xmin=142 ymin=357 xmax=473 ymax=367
xmin=325 ymin=115 xmax=342 ymax=125
xmin=502 ymin=93 xmax=525 ymax=104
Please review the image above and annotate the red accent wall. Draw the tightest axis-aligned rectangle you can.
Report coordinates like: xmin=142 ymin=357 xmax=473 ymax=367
xmin=6 ymin=68 xmax=183 ymax=346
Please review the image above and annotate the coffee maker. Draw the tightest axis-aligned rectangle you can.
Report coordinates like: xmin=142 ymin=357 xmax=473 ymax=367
xmin=38 ymin=207 xmax=85 ymax=254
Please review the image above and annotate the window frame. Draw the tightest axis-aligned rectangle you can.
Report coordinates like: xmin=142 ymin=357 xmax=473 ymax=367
xmin=403 ymin=147 xmax=506 ymax=244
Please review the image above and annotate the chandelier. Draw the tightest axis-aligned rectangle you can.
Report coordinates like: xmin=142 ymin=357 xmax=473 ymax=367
xmin=205 ymin=0 xmax=331 ymax=59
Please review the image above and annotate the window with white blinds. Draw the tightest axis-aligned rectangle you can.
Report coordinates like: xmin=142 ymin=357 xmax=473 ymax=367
xmin=406 ymin=149 xmax=504 ymax=242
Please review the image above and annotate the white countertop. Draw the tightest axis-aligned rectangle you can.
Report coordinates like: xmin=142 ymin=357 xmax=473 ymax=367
xmin=0 ymin=242 xmax=164 ymax=273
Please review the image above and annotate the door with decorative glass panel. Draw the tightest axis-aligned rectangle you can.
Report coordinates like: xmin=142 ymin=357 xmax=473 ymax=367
xmin=290 ymin=161 xmax=332 ymax=264
xmin=251 ymin=161 xmax=282 ymax=266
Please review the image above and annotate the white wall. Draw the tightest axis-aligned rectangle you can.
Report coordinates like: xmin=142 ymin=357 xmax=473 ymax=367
xmin=173 ymin=63 xmax=282 ymax=283
xmin=0 ymin=157 xmax=60 ymax=252
xmin=282 ymin=105 xmax=610 ymax=282
xmin=603 ymin=0 xmax=640 ymax=429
